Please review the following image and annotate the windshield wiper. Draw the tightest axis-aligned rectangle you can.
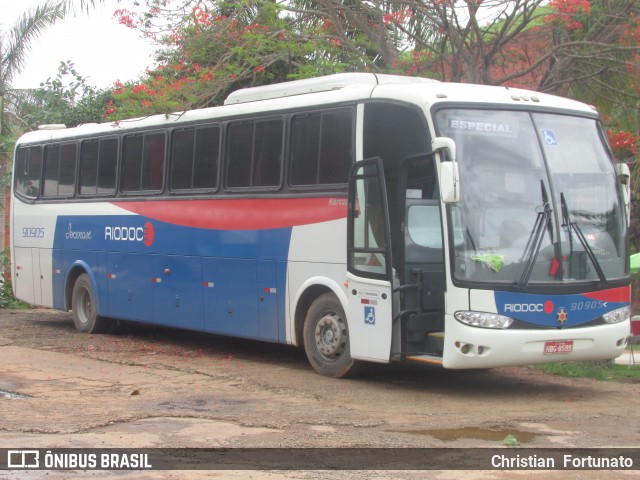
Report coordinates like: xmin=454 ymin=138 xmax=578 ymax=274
xmin=515 ymin=181 xmax=553 ymax=289
xmin=560 ymin=192 xmax=608 ymax=286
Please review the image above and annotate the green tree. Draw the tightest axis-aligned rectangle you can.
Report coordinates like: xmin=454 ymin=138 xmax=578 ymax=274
xmin=104 ymin=1 xmax=639 ymax=117
xmin=106 ymin=0 xmax=350 ymax=118
xmin=1 ymin=0 xmax=120 ymax=148
xmin=0 ymin=0 xmax=65 ymax=154
xmin=14 ymin=60 xmax=113 ymax=130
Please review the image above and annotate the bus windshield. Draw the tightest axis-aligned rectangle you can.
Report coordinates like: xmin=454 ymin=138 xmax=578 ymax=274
xmin=435 ymin=108 xmax=627 ymax=287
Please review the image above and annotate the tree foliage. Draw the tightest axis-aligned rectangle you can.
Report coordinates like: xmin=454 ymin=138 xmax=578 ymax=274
xmin=14 ymin=60 xmax=114 ymax=130
xmin=0 ymin=0 xmax=65 ymax=154
xmin=106 ymin=0 xmax=354 ymax=118
xmin=1 ymin=1 xmax=123 ymax=139
xmin=106 ymin=1 xmax=639 ymax=127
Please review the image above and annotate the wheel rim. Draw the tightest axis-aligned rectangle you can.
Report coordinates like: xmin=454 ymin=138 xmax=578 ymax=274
xmin=314 ymin=312 xmax=347 ymax=360
xmin=77 ymin=288 xmax=92 ymax=325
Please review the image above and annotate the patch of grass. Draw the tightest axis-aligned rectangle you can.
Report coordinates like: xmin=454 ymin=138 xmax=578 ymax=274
xmin=0 ymin=249 xmax=31 ymax=309
xmin=535 ymin=359 xmax=640 ymax=382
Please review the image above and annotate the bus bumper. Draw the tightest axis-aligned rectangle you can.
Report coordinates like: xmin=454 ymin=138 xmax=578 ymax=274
xmin=441 ymin=315 xmax=630 ymax=369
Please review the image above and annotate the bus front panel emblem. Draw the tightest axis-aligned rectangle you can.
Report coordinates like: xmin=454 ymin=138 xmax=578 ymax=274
xmin=556 ymin=308 xmax=568 ymax=325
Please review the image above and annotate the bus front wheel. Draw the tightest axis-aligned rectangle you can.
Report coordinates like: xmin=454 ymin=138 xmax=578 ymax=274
xmin=71 ymin=274 xmax=109 ymax=334
xmin=303 ymin=293 xmax=361 ymax=378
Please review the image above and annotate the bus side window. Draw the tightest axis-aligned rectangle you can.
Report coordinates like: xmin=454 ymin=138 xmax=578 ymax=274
xmin=171 ymin=125 xmax=221 ymax=192
xmin=318 ymin=110 xmax=352 ymax=184
xmin=193 ymin=126 xmax=220 ymax=189
xmin=122 ymin=132 xmax=165 ymax=193
xmin=290 ymin=108 xmax=353 ymax=187
xmin=80 ymin=140 xmax=99 ymax=195
xmin=142 ymin=133 xmax=166 ymax=191
xmin=253 ymin=119 xmax=283 ymax=187
xmin=227 ymin=118 xmax=282 ymax=189
xmin=43 ymin=145 xmax=61 ymax=197
xmin=290 ymin=113 xmax=320 ymax=186
xmin=58 ymin=143 xmax=77 ymax=197
xmin=97 ymin=138 xmax=118 ymax=194
xmin=227 ymin=122 xmax=253 ymax=189
xmin=122 ymin=135 xmax=143 ymax=192
xmin=81 ymin=138 xmax=117 ymax=196
xmin=15 ymin=146 xmax=43 ymax=199
xmin=43 ymin=142 xmax=77 ymax=198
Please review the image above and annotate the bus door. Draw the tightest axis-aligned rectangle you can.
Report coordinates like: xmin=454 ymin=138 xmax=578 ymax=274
xmin=12 ymin=247 xmax=53 ymax=308
xmin=398 ymin=155 xmax=446 ymax=357
xmin=13 ymin=247 xmax=36 ymax=305
xmin=347 ymin=158 xmax=394 ymax=363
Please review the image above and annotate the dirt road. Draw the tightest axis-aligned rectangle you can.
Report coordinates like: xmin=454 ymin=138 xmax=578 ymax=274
xmin=0 ymin=309 xmax=638 ymax=479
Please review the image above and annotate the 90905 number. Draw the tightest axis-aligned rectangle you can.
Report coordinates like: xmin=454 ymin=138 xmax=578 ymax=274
xmin=22 ymin=227 xmax=45 ymax=238
xmin=570 ymin=300 xmax=606 ymax=311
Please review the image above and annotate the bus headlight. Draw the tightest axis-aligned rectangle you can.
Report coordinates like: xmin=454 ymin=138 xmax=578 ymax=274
xmin=602 ymin=306 xmax=630 ymax=324
xmin=454 ymin=311 xmax=514 ymax=329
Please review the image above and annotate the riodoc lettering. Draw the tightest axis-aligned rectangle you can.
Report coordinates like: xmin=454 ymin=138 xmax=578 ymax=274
xmin=504 ymin=303 xmax=544 ymax=313
xmin=105 ymin=226 xmax=144 ymax=241
xmin=104 ymin=222 xmax=155 ymax=247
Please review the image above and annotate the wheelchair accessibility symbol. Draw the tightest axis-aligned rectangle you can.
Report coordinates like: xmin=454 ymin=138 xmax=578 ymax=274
xmin=364 ymin=306 xmax=376 ymax=325
xmin=541 ymin=129 xmax=558 ymax=146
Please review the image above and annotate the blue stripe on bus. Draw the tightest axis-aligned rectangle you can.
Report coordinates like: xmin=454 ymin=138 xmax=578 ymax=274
xmin=52 ymin=215 xmax=292 ymax=342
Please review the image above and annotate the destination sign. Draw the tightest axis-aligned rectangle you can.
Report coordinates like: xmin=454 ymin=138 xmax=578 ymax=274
xmin=448 ymin=119 xmax=518 ymax=137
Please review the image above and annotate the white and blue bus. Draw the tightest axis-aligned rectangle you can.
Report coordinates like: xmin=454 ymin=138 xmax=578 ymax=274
xmin=11 ymin=73 xmax=631 ymax=377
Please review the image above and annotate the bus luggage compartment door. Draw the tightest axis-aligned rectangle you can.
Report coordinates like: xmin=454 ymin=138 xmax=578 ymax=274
xmin=106 ymin=252 xmax=153 ymax=322
xmin=202 ymin=257 xmax=259 ymax=339
xmin=151 ymin=255 xmax=204 ymax=330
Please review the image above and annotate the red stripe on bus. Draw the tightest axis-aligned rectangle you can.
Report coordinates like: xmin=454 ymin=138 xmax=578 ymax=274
xmin=582 ymin=286 xmax=630 ymax=303
xmin=111 ymin=197 xmax=347 ymax=231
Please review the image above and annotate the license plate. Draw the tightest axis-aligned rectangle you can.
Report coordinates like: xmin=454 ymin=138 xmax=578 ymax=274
xmin=544 ymin=340 xmax=573 ymax=354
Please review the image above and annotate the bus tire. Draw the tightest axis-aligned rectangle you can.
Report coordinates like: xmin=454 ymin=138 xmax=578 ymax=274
xmin=71 ymin=274 xmax=109 ymax=334
xmin=303 ymin=293 xmax=362 ymax=378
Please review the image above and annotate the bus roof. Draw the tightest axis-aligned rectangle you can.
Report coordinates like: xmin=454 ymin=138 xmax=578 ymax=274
xmin=16 ymin=73 xmax=597 ymax=146
xmin=223 ymin=73 xmax=438 ymax=105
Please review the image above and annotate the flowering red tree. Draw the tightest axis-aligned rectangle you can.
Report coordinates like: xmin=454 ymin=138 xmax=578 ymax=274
xmin=106 ymin=0 xmax=349 ymax=119
xmin=104 ymin=0 xmax=639 ymax=167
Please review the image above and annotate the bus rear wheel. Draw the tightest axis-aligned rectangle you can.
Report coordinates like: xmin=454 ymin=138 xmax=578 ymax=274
xmin=71 ymin=274 xmax=109 ymax=334
xmin=303 ymin=293 xmax=361 ymax=378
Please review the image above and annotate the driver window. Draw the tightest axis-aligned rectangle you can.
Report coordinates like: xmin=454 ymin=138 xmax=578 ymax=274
xmin=403 ymin=156 xmax=445 ymax=262
xmin=407 ymin=205 xmax=442 ymax=248
xmin=405 ymin=157 xmax=438 ymax=200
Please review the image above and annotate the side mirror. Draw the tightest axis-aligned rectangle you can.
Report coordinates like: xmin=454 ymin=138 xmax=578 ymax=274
xmin=440 ymin=162 xmax=460 ymax=203
xmin=616 ymin=162 xmax=630 ymax=224
xmin=432 ymin=137 xmax=459 ymax=203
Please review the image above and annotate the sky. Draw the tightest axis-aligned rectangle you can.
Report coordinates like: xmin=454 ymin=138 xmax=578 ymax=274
xmin=4 ymin=0 xmax=157 ymax=90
